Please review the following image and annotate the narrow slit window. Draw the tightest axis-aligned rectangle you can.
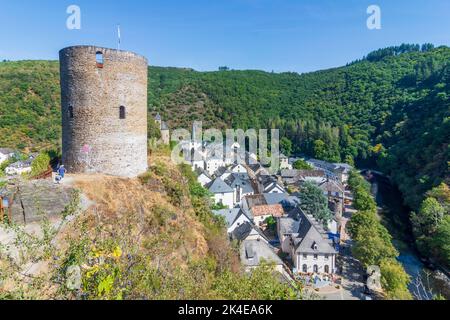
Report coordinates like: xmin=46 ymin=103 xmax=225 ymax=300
xmin=119 ymin=106 xmax=126 ymax=119
xmin=96 ymin=51 xmax=104 ymax=68
xmin=68 ymin=106 xmax=74 ymax=119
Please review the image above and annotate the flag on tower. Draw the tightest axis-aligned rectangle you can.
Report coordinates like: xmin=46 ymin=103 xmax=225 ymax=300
xmin=118 ymin=24 xmax=121 ymax=50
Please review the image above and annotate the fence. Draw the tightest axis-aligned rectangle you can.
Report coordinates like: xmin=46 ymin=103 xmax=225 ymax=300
xmin=0 ymin=195 xmax=12 ymax=224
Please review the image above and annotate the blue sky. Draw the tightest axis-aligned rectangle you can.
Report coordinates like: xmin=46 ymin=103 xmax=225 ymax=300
xmin=1 ymin=0 xmax=449 ymax=73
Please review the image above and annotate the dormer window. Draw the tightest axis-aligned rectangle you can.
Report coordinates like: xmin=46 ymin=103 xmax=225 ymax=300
xmin=96 ymin=51 xmax=104 ymax=68
xmin=312 ymin=241 xmax=318 ymax=251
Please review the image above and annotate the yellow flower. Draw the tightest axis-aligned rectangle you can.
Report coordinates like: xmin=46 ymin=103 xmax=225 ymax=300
xmin=112 ymin=246 xmax=122 ymax=259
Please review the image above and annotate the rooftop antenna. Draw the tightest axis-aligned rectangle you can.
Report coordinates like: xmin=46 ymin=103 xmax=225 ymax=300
xmin=117 ymin=24 xmax=121 ymax=50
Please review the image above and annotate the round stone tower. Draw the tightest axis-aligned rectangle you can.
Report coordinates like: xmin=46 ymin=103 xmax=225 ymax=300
xmin=60 ymin=45 xmax=148 ymax=177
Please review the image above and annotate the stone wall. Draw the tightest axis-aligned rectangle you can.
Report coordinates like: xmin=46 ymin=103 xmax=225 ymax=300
xmin=60 ymin=46 xmax=148 ymax=178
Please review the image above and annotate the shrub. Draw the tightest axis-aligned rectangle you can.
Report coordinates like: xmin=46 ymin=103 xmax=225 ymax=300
xmin=30 ymin=152 xmax=51 ymax=176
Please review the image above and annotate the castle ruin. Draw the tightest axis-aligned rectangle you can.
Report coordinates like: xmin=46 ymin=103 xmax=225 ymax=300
xmin=60 ymin=45 xmax=148 ymax=178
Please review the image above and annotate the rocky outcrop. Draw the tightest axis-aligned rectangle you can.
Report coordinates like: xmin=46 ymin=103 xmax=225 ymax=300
xmin=4 ymin=179 xmax=76 ymax=225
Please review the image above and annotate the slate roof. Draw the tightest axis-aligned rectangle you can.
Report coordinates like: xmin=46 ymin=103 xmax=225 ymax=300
xmin=224 ymin=173 xmax=254 ymax=194
xmin=244 ymin=194 xmax=267 ymax=208
xmin=278 ymin=216 xmax=301 ymax=235
xmin=289 ymin=208 xmax=337 ymax=255
xmin=195 ymin=167 xmax=211 ymax=179
xmin=231 ymin=222 xmax=258 ymax=241
xmin=258 ymin=174 xmax=278 ymax=187
xmin=307 ymin=159 xmax=352 ymax=174
xmin=298 ymin=170 xmax=326 ymax=178
xmin=214 ymin=166 xmax=229 ymax=177
xmin=265 ymin=182 xmax=285 ymax=193
xmin=248 ymin=163 xmax=263 ymax=173
xmin=307 ymin=158 xmax=336 ymax=171
xmin=212 ymin=208 xmax=244 ymax=227
xmin=263 ymin=193 xmax=300 ymax=210
xmin=241 ymin=240 xmax=283 ymax=267
xmin=318 ymin=180 xmax=345 ymax=196
xmin=281 ymin=170 xmax=299 ymax=178
xmin=206 ymin=178 xmax=234 ymax=194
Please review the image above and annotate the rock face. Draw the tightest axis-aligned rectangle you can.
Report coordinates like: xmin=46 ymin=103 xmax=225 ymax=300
xmin=59 ymin=46 xmax=148 ymax=178
xmin=5 ymin=180 xmax=75 ymax=225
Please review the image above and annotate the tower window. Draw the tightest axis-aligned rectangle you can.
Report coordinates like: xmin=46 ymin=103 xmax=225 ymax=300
xmin=68 ymin=106 xmax=74 ymax=119
xmin=119 ymin=106 xmax=126 ymax=119
xmin=96 ymin=51 xmax=104 ymax=68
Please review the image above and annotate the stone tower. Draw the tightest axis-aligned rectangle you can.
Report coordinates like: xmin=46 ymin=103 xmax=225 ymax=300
xmin=60 ymin=46 xmax=148 ymax=177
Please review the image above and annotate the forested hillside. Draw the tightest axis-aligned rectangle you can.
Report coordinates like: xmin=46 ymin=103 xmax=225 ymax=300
xmin=0 ymin=44 xmax=448 ymax=212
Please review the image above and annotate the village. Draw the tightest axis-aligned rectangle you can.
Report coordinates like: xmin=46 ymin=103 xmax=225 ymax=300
xmin=164 ymin=116 xmax=370 ymax=300
xmin=1 ymin=116 xmax=370 ymax=300
xmin=0 ymin=45 xmax=379 ymax=300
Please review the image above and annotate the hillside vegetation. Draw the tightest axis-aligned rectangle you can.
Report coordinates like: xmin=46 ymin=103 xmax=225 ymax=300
xmin=0 ymin=148 xmax=303 ymax=300
xmin=0 ymin=44 xmax=449 ymax=266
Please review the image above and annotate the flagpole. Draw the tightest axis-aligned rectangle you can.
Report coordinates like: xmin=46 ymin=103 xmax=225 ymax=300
xmin=117 ymin=24 xmax=121 ymax=50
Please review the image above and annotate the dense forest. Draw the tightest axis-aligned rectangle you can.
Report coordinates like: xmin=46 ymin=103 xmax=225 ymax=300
xmin=0 ymin=44 xmax=448 ymax=266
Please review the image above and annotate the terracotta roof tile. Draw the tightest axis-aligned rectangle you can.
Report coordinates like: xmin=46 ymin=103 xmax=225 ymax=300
xmin=251 ymin=204 xmax=284 ymax=217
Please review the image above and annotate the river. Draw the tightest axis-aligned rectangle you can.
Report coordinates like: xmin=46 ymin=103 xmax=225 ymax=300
xmin=367 ymin=172 xmax=450 ymax=300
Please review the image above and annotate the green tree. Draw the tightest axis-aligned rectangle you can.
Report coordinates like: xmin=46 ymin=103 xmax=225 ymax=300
xmin=313 ymin=139 xmax=327 ymax=160
xmin=299 ymin=182 xmax=333 ymax=226
xmin=412 ymin=197 xmax=445 ymax=237
xmin=430 ymin=215 xmax=450 ymax=267
xmin=265 ymin=216 xmax=277 ymax=231
xmin=280 ymin=137 xmax=293 ymax=157
xmin=351 ymin=225 xmax=398 ymax=267
xmin=293 ymin=159 xmax=313 ymax=170
xmin=353 ymin=186 xmax=377 ymax=212
xmin=380 ymin=259 xmax=412 ymax=300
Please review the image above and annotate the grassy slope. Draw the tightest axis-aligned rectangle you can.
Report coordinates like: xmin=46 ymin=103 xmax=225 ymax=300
xmin=1 ymin=149 xmax=303 ymax=300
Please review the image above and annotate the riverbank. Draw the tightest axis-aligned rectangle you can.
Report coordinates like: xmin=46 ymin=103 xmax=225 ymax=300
xmin=367 ymin=173 xmax=450 ymax=299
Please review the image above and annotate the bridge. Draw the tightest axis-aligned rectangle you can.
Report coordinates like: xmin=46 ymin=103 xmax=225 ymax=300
xmin=359 ymin=168 xmax=392 ymax=181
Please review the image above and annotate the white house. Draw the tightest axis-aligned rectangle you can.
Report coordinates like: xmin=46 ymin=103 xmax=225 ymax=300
xmin=229 ymin=163 xmax=247 ymax=174
xmin=5 ymin=160 xmax=33 ymax=176
xmin=333 ymin=163 xmax=352 ymax=185
xmin=257 ymin=174 xmax=285 ymax=194
xmin=306 ymin=159 xmax=353 ymax=185
xmin=280 ymin=154 xmax=292 ymax=170
xmin=212 ymin=208 xmax=252 ymax=234
xmin=246 ymin=163 xmax=268 ymax=179
xmin=205 ymin=177 xmax=234 ymax=208
xmin=205 ymin=157 xmax=226 ymax=176
xmin=195 ymin=168 xmax=212 ymax=187
xmin=277 ymin=207 xmax=337 ymax=275
xmin=264 ymin=181 xmax=285 ymax=194
xmin=0 ymin=148 xmax=14 ymax=165
xmin=224 ymin=173 xmax=255 ymax=206
xmin=317 ymin=180 xmax=345 ymax=201
xmin=231 ymin=222 xmax=283 ymax=274
xmin=240 ymin=239 xmax=284 ymax=274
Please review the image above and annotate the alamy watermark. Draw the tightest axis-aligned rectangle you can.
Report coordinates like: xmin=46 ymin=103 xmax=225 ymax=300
xmin=170 ymin=121 xmax=280 ymax=174
xmin=367 ymin=5 xmax=382 ymax=30
xmin=66 ymin=5 xmax=81 ymax=30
